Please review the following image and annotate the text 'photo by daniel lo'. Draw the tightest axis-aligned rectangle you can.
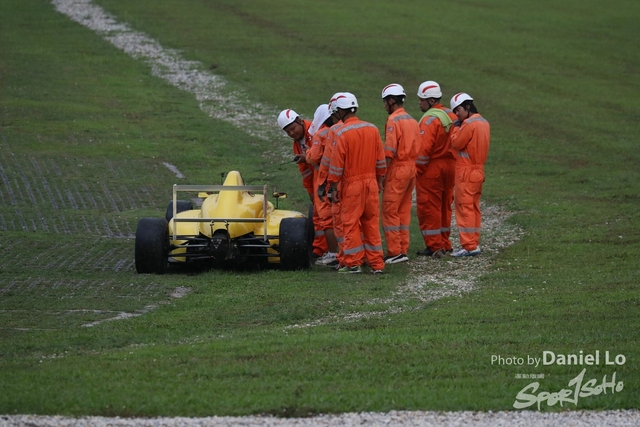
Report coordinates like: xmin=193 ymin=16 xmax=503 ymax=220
xmin=490 ymin=350 xmax=629 ymax=410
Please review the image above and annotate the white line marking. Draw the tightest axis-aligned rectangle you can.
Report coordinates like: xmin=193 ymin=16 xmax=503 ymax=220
xmin=162 ymin=162 xmax=185 ymax=179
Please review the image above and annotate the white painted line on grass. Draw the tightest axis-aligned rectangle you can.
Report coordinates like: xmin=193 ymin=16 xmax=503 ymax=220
xmin=81 ymin=287 xmax=191 ymax=327
xmin=162 ymin=162 xmax=185 ymax=179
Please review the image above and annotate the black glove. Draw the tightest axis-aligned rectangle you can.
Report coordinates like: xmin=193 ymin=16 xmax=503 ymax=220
xmin=317 ymin=183 xmax=326 ymax=202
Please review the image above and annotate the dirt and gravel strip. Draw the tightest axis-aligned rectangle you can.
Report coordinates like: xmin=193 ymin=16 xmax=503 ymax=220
xmin=3 ymin=410 xmax=640 ymax=427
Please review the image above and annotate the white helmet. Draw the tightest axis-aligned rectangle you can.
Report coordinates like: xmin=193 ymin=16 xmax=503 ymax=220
xmin=334 ymin=92 xmax=358 ymax=111
xmin=309 ymin=104 xmax=330 ymax=136
xmin=417 ymin=81 xmax=442 ymax=99
xmin=450 ymin=92 xmax=473 ymax=110
xmin=381 ymin=83 xmax=405 ymax=99
xmin=277 ymin=109 xmax=299 ymax=129
xmin=328 ymin=92 xmax=345 ymax=114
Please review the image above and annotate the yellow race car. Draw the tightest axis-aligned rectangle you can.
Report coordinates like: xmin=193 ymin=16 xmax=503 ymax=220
xmin=135 ymin=171 xmax=311 ymax=273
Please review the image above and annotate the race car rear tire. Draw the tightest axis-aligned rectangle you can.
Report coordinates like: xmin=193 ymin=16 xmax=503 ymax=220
xmin=279 ymin=217 xmax=311 ymax=270
xmin=165 ymin=200 xmax=193 ymax=222
xmin=135 ymin=218 xmax=169 ymax=274
xmin=306 ymin=203 xmax=315 ymax=261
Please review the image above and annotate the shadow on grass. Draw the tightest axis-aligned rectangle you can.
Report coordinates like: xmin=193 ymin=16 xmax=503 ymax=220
xmin=166 ymin=258 xmax=291 ymax=276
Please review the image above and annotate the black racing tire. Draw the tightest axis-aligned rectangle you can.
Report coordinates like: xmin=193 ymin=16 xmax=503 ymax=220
xmin=135 ymin=218 xmax=169 ymax=274
xmin=165 ymin=200 xmax=193 ymax=222
xmin=306 ymin=203 xmax=315 ymax=248
xmin=279 ymin=217 xmax=311 ymax=271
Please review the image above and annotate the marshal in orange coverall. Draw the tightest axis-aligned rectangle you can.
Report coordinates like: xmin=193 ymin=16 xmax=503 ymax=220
xmin=383 ymin=108 xmax=420 ymax=258
xmin=450 ymin=113 xmax=490 ymax=252
xmin=307 ymin=125 xmax=332 ymax=231
xmin=328 ymin=117 xmax=386 ymax=271
xmin=291 ymin=119 xmax=328 ymax=257
xmin=416 ymin=104 xmax=458 ymax=254
xmin=318 ymin=121 xmax=346 ymax=265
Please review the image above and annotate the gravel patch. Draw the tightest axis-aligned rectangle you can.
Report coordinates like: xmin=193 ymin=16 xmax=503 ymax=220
xmin=3 ymin=410 xmax=640 ymax=427
xmin=287 ymin=203 xmax=524 ymax=329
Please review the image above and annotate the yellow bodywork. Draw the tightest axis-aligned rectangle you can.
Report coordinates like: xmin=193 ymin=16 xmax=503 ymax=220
xmin=168 ymin=171 xmax=304 ymax=263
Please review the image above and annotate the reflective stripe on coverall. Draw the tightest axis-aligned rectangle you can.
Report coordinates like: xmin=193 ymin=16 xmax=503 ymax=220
xmin=450 ymin=113 xmax=490 ymax=251
xmin=293 ymin=119 xmax=327 ymax=256
xmin=382 ymin=107 xmax=419 ymax=257
xmin=416 ymin=104 xmax=457 ymax=252
xmin=328 ymin=117 xmax=386 ymax=270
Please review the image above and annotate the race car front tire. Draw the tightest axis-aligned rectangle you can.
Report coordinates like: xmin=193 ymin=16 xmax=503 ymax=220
xmin=279 ymin=217 xmax=311 ymax=270
xmin=135 ymin=217 xmax=169 ymax=274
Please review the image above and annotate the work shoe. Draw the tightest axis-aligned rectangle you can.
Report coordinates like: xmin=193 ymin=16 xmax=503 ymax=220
xmin=320 ymin=252 xmax=338 ymax=266
xmin=384 ymin=253 xmax=409 ymax=264
xmin=371 ymin=269 xmax=384 ymax=275
xmin=314 ymin=252 xmax=330 ymax=266
xmin=337 ymin=265 xmax=362 ymax=274
xmin=450 ymin=247 xmax=481 ymax=257
xmin=416 ymin=248 xmax=445 ymax=258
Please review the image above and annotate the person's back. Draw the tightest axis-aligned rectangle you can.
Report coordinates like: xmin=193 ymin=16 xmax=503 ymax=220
xmin=386 ymin=108 xmax=420 ymax=164
xmin=419 ymin=103 xmax=457 ymax=162
xmin=332 ymin=117 xmax=385 ymax=181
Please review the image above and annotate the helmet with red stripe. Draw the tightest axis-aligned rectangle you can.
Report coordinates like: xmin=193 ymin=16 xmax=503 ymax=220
xmin=417 ymin=81 xmax=442 ymax=99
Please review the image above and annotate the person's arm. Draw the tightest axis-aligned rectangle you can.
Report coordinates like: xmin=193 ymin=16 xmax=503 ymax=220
xmin=450 ymin=121 xmax=471 ymax=151
xmin=415 ymin=118 xmax=432 ymax=176
xmin=327 ymin=137 xmax=345 ymax=203
xmin=375 ymin=132 xmax=387 ymax=192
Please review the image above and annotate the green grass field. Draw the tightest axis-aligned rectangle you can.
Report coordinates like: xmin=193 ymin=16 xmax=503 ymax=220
xmin=1 ymin=0 xmax=639 ymax=417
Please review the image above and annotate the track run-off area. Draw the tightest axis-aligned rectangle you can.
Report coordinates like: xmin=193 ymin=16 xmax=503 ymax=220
xmin=5 ymin=0 xmax=635 ymax=425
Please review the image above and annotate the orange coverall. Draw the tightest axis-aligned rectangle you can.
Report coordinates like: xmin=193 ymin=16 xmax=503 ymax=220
xmin=416 ymin=104 xmax=458 ymax=252
xmin=293 ymin=119 xmax=327 ymax=256
xmin=382 ymin=107 xmax=420 ymax=257
xmin=306 ymin=124 xmax=333 ymax=231
xmin=450 ymin=113 xmax=490 ymax=251
xmin=328 ymin=117 xmax=386 ymax=270
xmin=319 ymin=122 xmax=346 ymax=264
xmin=293 ymin=120 xmax=314 ymax=196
